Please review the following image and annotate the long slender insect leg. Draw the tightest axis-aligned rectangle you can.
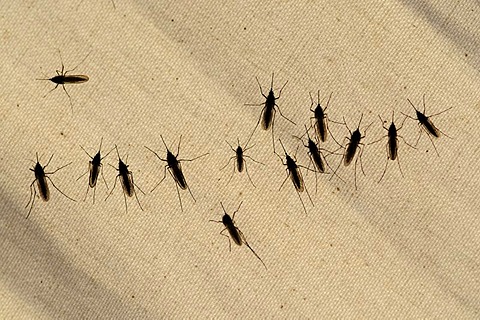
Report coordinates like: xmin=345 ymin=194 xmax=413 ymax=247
xmin=308 ymin=155 xmax=319 ymax=194
xmin=435 ymin=126 xmax=453 ymax=139
xmin=62 ymin=50 xmax=92 ymax=74
xmin=101 ymin=165 xmax=109 ymax=191
xmin=178 ymin=153 xmax=209 ymax=162
xmin=368 ymin=135 xmax=387 ymax=146
xmin=396 ymin=151 xmax=404 ymax=178
xmin=276 ymin=79 xmax=288 ymax=98
xmin=220 ymin=156 xmax=235 ymax=171
xmin=46 ymin=176 xmax=76 ymax=202
xmin=428 ymin=106 xmax=453 ymax=118
xmin=304 ymin=181 xmax=314 ymax=207
xmin=76 ymin=170 xmax=88 ymax=181
xmin=399 ymin=135 xmax=416 ymax=149
xmin=232 ymin=201 xmax=243 ymax=220
xmin=296 ymin=188 xmax=307 ymax=215
xmin=352 ymin=145 xmax=366 ymax=190
xmin=130 ymin=173 xmax=144 ymax=211
xmin=144 ymin=146 xmax=168 ymax=162
xmin=275 ymin=104 xmax=296 ymax=125
xmin=170 ymin=170 xmax=184 ymax=212
xmin=239 ymin=230 xmax=267 ymax=270
xmin=225 ymin=140 xmax=236 ymax=152
xmin=83 ymin=183 xmax=90 ymax=202
xmin=219 ymin=228 xmax=231 ymax=252
xmin=279 ymin=171 xmax=289 ymax=191
xmin=226 ymin=161 xmax=236 ymax=186
xmin=244 ymin=161 xmax=256 ymax=188
xmin=271 ymin=109 xmax=276 ymax=153
xmin=105 ymin=175 xmax=119 ymax=200
xmin=245 ymin=242 xmax=267 ymax=270
xmin=330 ymin=148 xmax=345 ymax=182
xmin=92 ymin=185 xmax=97 ymax=204
xmin=79 ymin=145 xmax=93 ymax=158
xmin=186 ymin=183 xmax=196 ymax=203
xmin=176 ymin=135 xmax=182 ymax=157
xmin=255 ymin=76 xmax=267 ymax=99
xmin=151 ymin=165 xmax=167 ymax=192
xmin=132 ymin=179 xmax=146 ymax=195
xmin=413 ymin=125 xmax=423 ymax=148
xmin=329 ymin=136 xmax=348 ymax=181
xmin=424 ymin=127 xmax=440 ymax=156
xmin=45 ymin=161 xmax=72 ymax=175
xmin=245 ymin=105 xmax=266 ymax=147
xmin=378 ymin=144 xmax=389 ymax=183
xmin=358 ymin=145 xmax=366 ymax=177
xmin=43 ymin=84 xmax=60 ymax=98
xmin=354 ymin=155 xmax=359 ymax=190
xmin=43 ymin=154 xmax=54 ymax=169
xmin=244 ymin=155 xmax=265 ymax=165
xmin=25 ymin=181 xmax=37 ymax=219
xmin=122 ymin=187 xmax=128 ymax=214
xmin=61 ymin=84 xmax=74 ymax=114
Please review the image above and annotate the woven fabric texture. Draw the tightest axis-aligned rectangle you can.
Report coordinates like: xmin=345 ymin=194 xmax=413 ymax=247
xmin=0 ymin=0 xmax=479 ymax=318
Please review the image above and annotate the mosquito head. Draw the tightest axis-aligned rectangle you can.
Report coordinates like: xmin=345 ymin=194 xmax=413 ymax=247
xmin=92 ymin=151 xmax=101 ymax=164
xmin=237 ymin=136 xmax=246 ymax=151
xmin=220 ymin=202 xmax=232 ymax=224
xmin=34 ymin=160 xmax=43 ymax=172
xmin=236 ymin=145 xmax=243 ymax=156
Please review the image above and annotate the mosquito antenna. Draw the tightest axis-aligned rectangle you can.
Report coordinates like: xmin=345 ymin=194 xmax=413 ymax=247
xmin=160 ymin=135 xmax=168 ymax=151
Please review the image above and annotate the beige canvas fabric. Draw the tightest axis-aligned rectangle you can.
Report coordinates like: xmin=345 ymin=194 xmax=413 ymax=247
xmin=1 ymin=0 xmax=479 ymax=318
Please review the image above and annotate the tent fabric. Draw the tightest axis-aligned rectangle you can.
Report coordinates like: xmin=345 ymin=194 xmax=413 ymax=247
xmin=0 ymin=0 xmax=479 ymax=318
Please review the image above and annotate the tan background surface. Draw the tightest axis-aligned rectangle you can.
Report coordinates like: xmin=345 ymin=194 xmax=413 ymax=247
xmin=1 ymin=0 xmax=480 ymax=318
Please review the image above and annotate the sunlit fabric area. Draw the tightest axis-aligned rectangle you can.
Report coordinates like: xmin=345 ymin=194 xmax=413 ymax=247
xmin=1 ymin=1 xmax=479 ymax=318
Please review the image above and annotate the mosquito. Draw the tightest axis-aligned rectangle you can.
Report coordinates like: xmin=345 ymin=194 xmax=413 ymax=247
xmin=294 ymin=124 xmax=341 ymax=193
xmin=275 ymin=139 xmax=314 ymax=214
xmin=210 ymin=201 xmax=267 ymax=269
xmin=105 ymin=145 xmax=144 ymax=213
xmin=77 ymin=138 xmax=114 ymax=203
xmin=403 ymin=94 xmax=452 ymax=156
xmin=37 ymin=50 xmax=90 ymax=113
xmin=26 ymin=153 xmax=76 ymax=218
xmin=309 ymin=90 xmax=334 ymax=143
xmin=332 ymin=114 xmax=372 ymax=189
xmin=220 ymin=137 xmax=264 ymax=187
xmin=144 ymin=135 xmax=208 ymax=212
xmin=368 ymin=111 xmax=415 ymax=182
xmin=246 ymin=73 xmax=296 ymax=152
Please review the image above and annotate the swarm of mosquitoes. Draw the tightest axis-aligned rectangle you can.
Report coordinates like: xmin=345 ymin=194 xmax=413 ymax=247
xmin=29 ymin=53 xmax=452 ymax=269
